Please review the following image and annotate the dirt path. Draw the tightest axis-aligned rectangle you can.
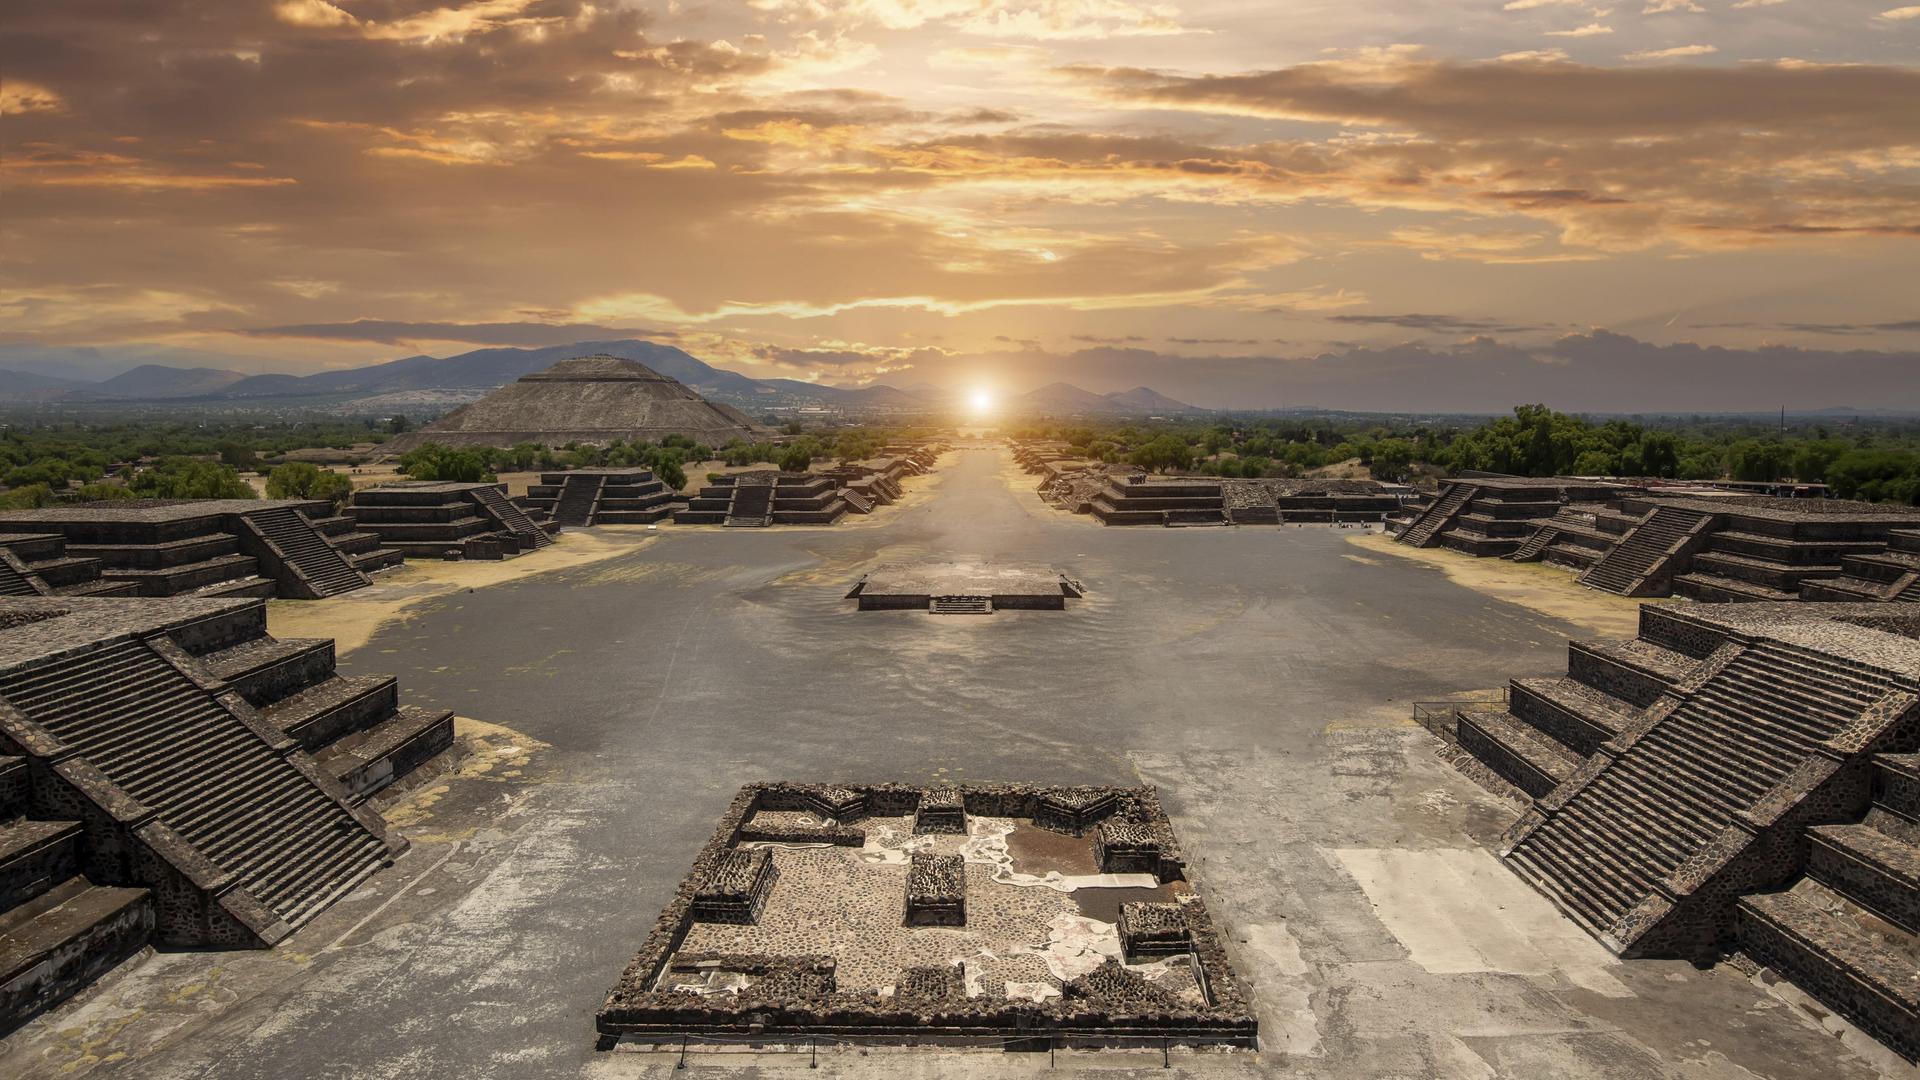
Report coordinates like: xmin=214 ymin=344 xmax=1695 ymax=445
xmin=268 ymin=529 xmax=657 ymax=655
xmin=1347 ymin=532 xmax=1645 ymax=638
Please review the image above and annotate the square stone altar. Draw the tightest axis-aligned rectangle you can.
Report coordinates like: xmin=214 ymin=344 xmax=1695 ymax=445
xmin=846 ymin=563 xmax=1085 ymax=614
xmin=596 ymin=782 xmax=1255 ymax=1047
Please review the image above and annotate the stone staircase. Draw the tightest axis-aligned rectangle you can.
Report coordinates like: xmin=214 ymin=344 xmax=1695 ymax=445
xmin=0 ymin=751 xmax=153 ymax=1034
xmin=1736 ymin=753 xmax=1920 ymax=1060
xmin=724 ymin=480 xmax=775 ymax=527
xmin=0 ymin=560 xmax=40 ymax=597
xmin=553 ymin=476 xmax=602 ymax=527
xmin=0 ymin=535 xmax=142 ymax=599
xmin=1507 ymin=641 xmax=1894 ymax=939
xmin=1454 ymin=661 xmax=1644 ymax=802
xmin=1507 ymin=524 xmax=1560 ymax=563
xmin=306 ymin=515 xmax=405 ymax=576
xmin=1578 ymin=505 xmax=1711 ymax=596
xmin=0 ymin=639 xmax=393 ymax=929
xmin=929 ymin=595 xmax=992 ymax=615
xmin=241 ymin=507 xmax=371 ymax=598
xmin=469 ymin=486 xmax=553 ymax=548
xmin=1396 ymin=484 xmax=1470 ymax=548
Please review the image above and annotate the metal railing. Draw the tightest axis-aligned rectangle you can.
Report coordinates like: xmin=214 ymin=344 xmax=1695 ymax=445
xmin=1411 ymin=688 xmax=1510 ymax=737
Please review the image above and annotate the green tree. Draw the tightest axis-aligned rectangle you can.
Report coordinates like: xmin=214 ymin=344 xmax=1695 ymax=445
xmin=130 ymin=458 xmax=256 ymax=499
xmin=217 ymin=441 xmax=257 ymax=470
xmin=1128 ymin=435 xmax=1194 ymax=473
xmin=1827 ymin=450 xmax=1920 ymax=505
xmin=1369 ymin=439 xmax=1415 ymax=481
xmin=397 ymin=443 xmax=495 ymax=483
xmin=778 ymin=446 xmax=813 ymax=472
xmin=265 ymin=462 xmax=355 ymax=507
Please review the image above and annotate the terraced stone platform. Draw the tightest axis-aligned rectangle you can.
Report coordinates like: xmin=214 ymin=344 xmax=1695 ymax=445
xmin=1577 ymin=496 xmax=1920 ymax=602
xmin=675 ymin=471 xmax=852 ymax=526
xmin=0 ymin=595 xmax=457 ymax=1032
xmin=847 ymin=563 xmax=1084 ymax=613
xmin=0 ymin=500 xmax=389 ymax=599
xmin=347 ymin=481 xmax=560 ymax=560
xmin=597 ymin=782 xmax=1254 ymax=1047
xmin=1395 ymin=476 xmax=1641 ymax=555
xmin=1429 ymin=602 xmax=1920 ymax=1061
xmin=523 ymin=468 xmax=682 ymax=526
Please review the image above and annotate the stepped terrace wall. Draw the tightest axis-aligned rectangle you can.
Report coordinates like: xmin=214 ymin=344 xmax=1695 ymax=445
xmin=1395 ymin=477 xmax=1641 ymax=555
xmin=1088 ymin=476 xmax=1226 ymax=527
xmin=1560 ymin=496 xmax=1920 ymax=602
xmin=348 ymin=481 xmax=558 ymax=560
xmin=597 ymin=782 xmax=1255 ymax=1047
xmin=674 ymin=473 xmax=854 ymax=527
xmin=523 ymin=469 xmax=680 ymax=526
xmin=0 ymin=532 xmax=140 ymax=599
xmin=0 ymin=500 xmax=380 ymax=599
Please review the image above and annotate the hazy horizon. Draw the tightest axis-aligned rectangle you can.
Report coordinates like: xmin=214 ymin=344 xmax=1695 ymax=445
xmin=4 ymin=1 xmax=1918 ymax=409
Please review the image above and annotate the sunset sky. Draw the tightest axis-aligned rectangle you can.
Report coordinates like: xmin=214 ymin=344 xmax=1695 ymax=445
xmin=3 ymin=1 xmax=1919 ymax=410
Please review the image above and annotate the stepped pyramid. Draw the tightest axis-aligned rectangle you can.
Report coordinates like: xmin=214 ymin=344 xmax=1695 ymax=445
xmin=0 ymin=595 xmax=456 ymax=1031
xmin=383 ymin=355 xmax=771 ymax=452
xmin=1430 ymin=602 xmax=1920 ymax=1061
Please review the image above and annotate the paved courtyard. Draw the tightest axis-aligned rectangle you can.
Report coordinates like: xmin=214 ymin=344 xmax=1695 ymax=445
xmin=1 ymin=446 xmax=1895 ymax=1078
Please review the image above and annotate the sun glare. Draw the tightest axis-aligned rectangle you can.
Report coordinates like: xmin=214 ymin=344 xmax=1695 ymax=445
xmin=968 ymin=387 xmax=995 ymax=415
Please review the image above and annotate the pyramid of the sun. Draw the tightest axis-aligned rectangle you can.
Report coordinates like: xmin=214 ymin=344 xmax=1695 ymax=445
xmin=384 ymin=355 xmax=771 ymax=452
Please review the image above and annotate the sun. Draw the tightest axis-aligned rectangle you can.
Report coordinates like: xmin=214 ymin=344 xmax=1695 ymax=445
xmin=968 ymin=387 xmax=995 ymax=415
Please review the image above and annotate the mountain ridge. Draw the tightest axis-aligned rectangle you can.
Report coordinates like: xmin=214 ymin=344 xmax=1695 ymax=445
xmin=0 ymin=338 xmax=1202 ymax=415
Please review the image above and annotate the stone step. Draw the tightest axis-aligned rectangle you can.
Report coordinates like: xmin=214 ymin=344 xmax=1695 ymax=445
xmin=1455 ymin=708 xmax=1583 ymax=799
xmin=1687 ymin=550 xmax=1841 ymax=591
xmin=350 ymin=548 xmax=404 ymax=573
xmin=199 ymin=636 xmax=336 ymax=705
xmin=22 ymin=556 xmax=103 ymax=589
xmin=100 ymin=553 xmax=261 ymax=597
xmin=52 ymin=579 xmax=141 ymax=598
xmin=259 ymin=673 xmax=400 ymax=750
xmin=1510 ymin=677 xmax=1635 ymax=755
xmin=1670 ymin=572 xmax=1797 ymax=604
xmin=194 ymin=574 xmax=277 ymax=599
xmin=314 ymin=705 xmax=457 ymax=803
xmin=0 ymin=818 xmax=83 ymax=910
xmin=1736 ymin=889 xmax=1920 ymax=1061
xmin=1567 ymin=639 xmax=1683 ymax=708
xmin=67 ymin=533 xmax=238 ymax=569
xmin=0 ymin=876 xmax=152 ymax=1034
xmin=0 ymin=757 xmax=25 ymax=817
xmin=1808 ymin=824 xmax=1920 ymax=935
xmin=327 ymin=530 xmax=385 ymax=555
xmin=1877 ymin=755 xmax=1920 ymax=821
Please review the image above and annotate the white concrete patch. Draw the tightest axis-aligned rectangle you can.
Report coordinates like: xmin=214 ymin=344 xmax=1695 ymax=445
xmin=1329 ymin=847 xmax=1633 ymax=998
xmin=961 ymin=817 xmax=1158 ymax=892
xmin=1034 ymin=912 xmax=1126 ymax=981
xmin=1004 ymin=981 xmax=1061 ymax=1003
xmin=1239 ymin=921 xmax=1322 ymax=1058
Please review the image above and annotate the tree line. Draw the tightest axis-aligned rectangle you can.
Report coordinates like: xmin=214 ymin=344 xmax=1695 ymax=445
xmin=1013 ymin=406 xmax=1920 ymax=504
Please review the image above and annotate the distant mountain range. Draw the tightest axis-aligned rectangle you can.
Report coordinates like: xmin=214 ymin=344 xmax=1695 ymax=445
xmin=0 ymin=339 xmax=1205 ymax=416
